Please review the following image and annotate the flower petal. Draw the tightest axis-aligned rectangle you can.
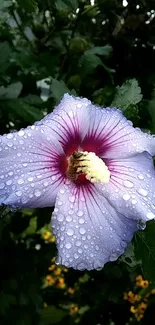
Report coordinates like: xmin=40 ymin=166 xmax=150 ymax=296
xmin=52 ymin=182 xmax=137 ymax=270
xmin=97 ymin=152 xmax=155 ymax=223
xmin=36 ymin=94 xmax=92 ymax=153
xmin=0 ymin=124 xmax=65 ymax=208
xmin=82 ymin=106 xmax=155 ymax=158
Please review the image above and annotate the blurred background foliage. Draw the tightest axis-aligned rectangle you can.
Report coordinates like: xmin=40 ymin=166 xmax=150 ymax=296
xmin=1 ymin=0 xmax=155 ymax=324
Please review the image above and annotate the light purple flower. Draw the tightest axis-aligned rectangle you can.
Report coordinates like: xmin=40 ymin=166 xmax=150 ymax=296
xmin=0 ymin=94 xmax=155 ymax=271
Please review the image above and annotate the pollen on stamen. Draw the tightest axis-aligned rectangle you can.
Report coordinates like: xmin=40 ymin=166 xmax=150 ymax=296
xmin=67 ymin=151 xmax=110 ymax=184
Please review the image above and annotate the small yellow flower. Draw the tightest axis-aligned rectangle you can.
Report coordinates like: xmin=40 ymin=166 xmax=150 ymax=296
xmin=140 ymin=280 xmax=149 ymax=288
xmin=56 ymin=277 xmax=66 ymax=289
xmin=63 ymin=268 xmax=68 ymax=272
xmin=136 ymin=314 xmax=144 ymax=321
xmin=70 ymin=304 xmax=79 ymax=315
xmin=134 ymin=294 xmax=141 ymax=302
xmin=138 ymin=302 xmax=147 ymax=312
xmin=130 ymin=306 xmax=137 ymax=314
xmin=45 ymin=275 xmax=55 ymax=286
xmin=48 ymin=265 xmax=55 ymax=271
xmin=151 ymin=289 xmax=155 ymax=294
xmin=68 ymin=287 xmax=75 ymax=295
xmin=49 ymin=235 xmax=56 ymax=243
xmin=43 ymin=231 xmax=51 ymax=240
xmin=44 ymin=303 xmax=48 ymax=308
xmin=127 ymin=291 xmax=136 ymax=303
xmin=54 ymin=268 xmax=62 ymax=276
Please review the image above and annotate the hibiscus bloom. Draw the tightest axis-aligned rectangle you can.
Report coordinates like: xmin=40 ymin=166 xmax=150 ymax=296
xmin=0 ymin=94 xmax=155 ymax=270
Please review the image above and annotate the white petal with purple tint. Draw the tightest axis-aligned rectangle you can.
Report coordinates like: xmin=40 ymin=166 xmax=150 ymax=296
xmin=0 ymin=124 xmax=64 ymax=208
xmin=96 ymin=151 xmax=155 ymax=224
xmin=52 ymin=182 xmax=137 ymax=270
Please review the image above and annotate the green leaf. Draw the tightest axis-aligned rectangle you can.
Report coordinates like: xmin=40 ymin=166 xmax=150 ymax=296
xmin=51 ymin=78 xmax=76 ymax=104
xmin=6 ymin=96 xmax=43 ymax=123
xmin=41 ymin=306 xmax=67 ymax=324
xmin=0 ymin=0 xmax=12 ymax=11
xmin=0 ymin=42 xmax=12 ymax=73
xmin=112 ymin=79 xmax=143 ymax=110
xmin=134 ymin=221 xmax=155 ymax=282
xmin=16 ymin=0 xmax=38 ymax=12
xmin=0 ymin=82 xmax=23 ymax=99
xmin=55 ymin=0 xmax=78 ymax=11
xmin=85 ymin=45 xmax=112 ymax=56
xmin=79 ymin=54 xmax=103 ymax=76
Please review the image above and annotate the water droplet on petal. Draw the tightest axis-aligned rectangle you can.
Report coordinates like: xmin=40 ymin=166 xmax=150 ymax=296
xmin=123 ymin=194 xmax=130 ymax=201
xmin=60 ymin=188 xmax=65 ymax=194
xmin=66 ymin=215 xmax=72 ymax=222
xmin=57 ymin=200 xmax=63 ymax=206
xmin=75 ymin=240 xmax=81 ymax=247
xmin=28 ymin=177 xmax=34 ymax=182
xmin=18 ymin=130 xmax=24 ymax=137
xmin=79 ymin=227 xmax=86 ymax=235
xmin=138 ymin=174 xmax=144 ymax=180
xmin=58 ymin=214 xmax=64 ymax=222
xmin=6 ymin=180 xmax=12 ymax=186
xmin=67 ymin=228 xmax=74 ymax=236
xmin=43 ymin=180 xmax=48 ymax=187
xmin=16 ymin=190 xmax=22 ymax=197
xmin=69 ymin=195 xmax=75 ymax=203
xmin=138 ymin=188 xmax=148 ymax=197
xmin=77 ymin=262 xmax=86 ymax=270
xmin=124 ymin=180 xmax=134 ymax=188
xmin=34 ymin=189 xmax=41 ymax=197
xmin=147 ymin=212 xmax=155 ymax=219
xmin=0 ymin=183 xmax=5 ymax=189
xmin=74 ymin=253 xmax=79 ymax=259
xmin=79 ymin=218 xmax=85 ymax=224
xmin=132 ymin=199 xmax=137 ymax=205
xmin=77 ymin=210 xmax=83 ymax=217
xmin=65 ymin=242 xmax=72 ymax=249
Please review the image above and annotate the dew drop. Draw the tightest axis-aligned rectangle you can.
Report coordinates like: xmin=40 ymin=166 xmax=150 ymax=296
xmin=43 ymin=180 xmax=48 ymax=187
xmin=132 ymin=199 xmax=137 ymax=205
xmin=79 ymin=218 xmax=85 ymax=224
xmin=138 ymin=188 xmax=148 ymax=197
xmin=34 ymin=189 xmax=41 ymax=197
xmin=124 ymin=180 xmax=134 ymax=188
xmin=65 ymin=242 xmax=72 ymax=249
xmin=57 ymin=200 xmax=63 ymax=206
xmin=69 ymin=195 xmax=75 ymax=203
xmin=123 ymin=193 xmax=130 ymax=201
xmin=74 ymin=253 xmax=79 ymax=259
xmin=16 ymin=190 xmax=22 ymax=197
xmin=75 ymin=240 xmax=81 ymax=247
xmin=138 ymin=174 xmax=144 ymax=180
xmin=60 ymin=188 xmax=65 ymax=194
xmin=67 ymin=228 xmax=74 ymax=236
xmin=17 ymin=178 xmax=24 ymax=185
xmin=28 ymin=177 xmax=34 ymax=182
xmin=147 ymin=212 xmax=155 ymax=219
xmin=6 ymin=180 xmax=12 ymax=186
xmin=18 ymin=130 xmax=24 ymax=137
xmin=77 ymin=210 xmax=83 ymax=217
xmin=58 ymin=214 xmax=64 ymax=222
xmin=66 ymin=215 xmax=72 ymax=222
xmin=78 ymin=248 xmax=83 ymax=254
xmin=0 ymin=183 xmax=5 ymax=189
xmin=79 ymin=227 xmax=86 ymax=235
